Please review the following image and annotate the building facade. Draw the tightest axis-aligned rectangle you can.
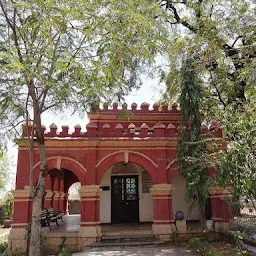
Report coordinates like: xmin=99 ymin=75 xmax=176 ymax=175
xmin=9 ymin=102 xmax=232 ymax=252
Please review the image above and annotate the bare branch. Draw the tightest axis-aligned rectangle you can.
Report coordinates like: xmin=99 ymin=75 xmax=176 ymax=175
xmin=210 ymin=71 xmax=227 ymax=109
xmin=232 ymin=36 xmax=243 ymax=48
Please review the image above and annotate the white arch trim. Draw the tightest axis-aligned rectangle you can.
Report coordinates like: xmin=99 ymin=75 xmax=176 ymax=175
xmin=96 ymin=150 xmax=158 ymax=168
xmin=33 ymin=156 xmax=87 ymax=172
xmin=166 ymin=158 xmax=177 ymax=171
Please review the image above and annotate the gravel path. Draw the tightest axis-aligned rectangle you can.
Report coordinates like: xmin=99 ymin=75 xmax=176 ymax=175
xmin=72 ymin=245 xmax=199 ymax=256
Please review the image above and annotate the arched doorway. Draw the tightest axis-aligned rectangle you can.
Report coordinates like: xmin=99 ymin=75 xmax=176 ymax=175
xmin=68 ymin=182 xmax=81 ymax=215
xmin=99 ymin=162 xmax=153 ymax=224
xmin=43 ymin=168 xmax=81 ymax=215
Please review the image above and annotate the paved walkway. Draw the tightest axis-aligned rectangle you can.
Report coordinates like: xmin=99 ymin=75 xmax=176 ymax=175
xmin=73 ymin=245 xmax=199 ymax=256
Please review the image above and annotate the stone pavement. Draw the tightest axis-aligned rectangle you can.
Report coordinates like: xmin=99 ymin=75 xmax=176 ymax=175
xmin=72 ymin=245 xmax=199 ymax=256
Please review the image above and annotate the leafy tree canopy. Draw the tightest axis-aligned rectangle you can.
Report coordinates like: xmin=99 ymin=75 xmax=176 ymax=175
xmin=0 ymin=0 xmax=169 ymax=134
xmin=0 ymin=149 xmax=9 ymax=196
xmin=161 ymin=0 xmax=255 ymax=118
xmin=0 ymin=1 xmax=170 ymax=254
xmin=161 ymin=0 xmax=256 ymax=204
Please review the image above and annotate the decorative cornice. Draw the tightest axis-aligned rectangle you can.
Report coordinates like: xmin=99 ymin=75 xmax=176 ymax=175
xmin=18 ymin=139 xmax=177 ymax=149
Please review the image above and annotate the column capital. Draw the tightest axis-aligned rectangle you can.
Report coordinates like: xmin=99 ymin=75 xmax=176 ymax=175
xmin=59 ymin=192 xmax=65 ymax=199
xmin=45 ymin=190 xmax=54 ymax=198
xmin=53 ymin=191 xmax=61 ymax=198
xmin=150 ymin=184 xmax=174 ymax=196
xmin=208 ymin=186 xmax=231 ymax=197
xmin=12 ymin=189 xmax=31 ymax=199
xmin=79 ymin=185 xmax=101 ymax=198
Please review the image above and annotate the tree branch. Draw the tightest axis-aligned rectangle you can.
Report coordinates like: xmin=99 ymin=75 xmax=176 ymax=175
xmin=210 ymin=71 xmax=227 ymax=109
xmin=0 ymin=2 xmax=24 ymax=63
xmin=167 ymin=3 xmax=197 ymax=32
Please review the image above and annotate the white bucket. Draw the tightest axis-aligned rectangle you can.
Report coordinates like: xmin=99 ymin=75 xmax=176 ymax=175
xmin=206 ymin=220 xmax=214 ymax=230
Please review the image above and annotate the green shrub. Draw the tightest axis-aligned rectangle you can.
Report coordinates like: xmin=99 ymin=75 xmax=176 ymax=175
xmin=3 ymin=193 xmax=13 ymax=218
xmin=58 ymin=236 xmax=72 ymax=256
xmin=188 ymin=237 xmax=209 ymax=254
xmin=58 ymin=247 xmax=72 ymax=256
xmin=3 ymin=248 xmax=22 ymax=256
xmin=233 ymin=218 xmax=256 ymax=235
xmin=205 ymin=247 xmax=223 ymax=256
xmin=0 ymin=235 xmax=8 ymax=254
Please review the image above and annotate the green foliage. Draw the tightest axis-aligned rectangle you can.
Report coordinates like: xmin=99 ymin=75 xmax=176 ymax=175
xmin=0 ymin=151 xmax=9 ymax=195
xmin=188 ymin=237 xmax=209 ymax=254
xmin=0 ymin=0 xmax=169 ymax=134
xmin=58 ymin=237 xmax=72 ymax=256
xmin=0 ymin=235 xmax=8 ymax=254
xmin=0 ymin=235 xmax=23 ymax=256
xmin=58 ymin=247 xmax=72 ymax=256
xmin=177 ymin=58 xmax=211 ymax=224
xmin=3 ymin=192 xmax=13 ymax=217
xmin=188 ymin=237 xmax=247 ymax=256
xmin=233 ymin=218 xmax=256 ymax=236
xmin=3 ymin=248 xmax=23 ymax=256
xmin=0 ymin=1 xmax=170 ymax=254
xmin=215 ymin=104 xmax=256 ymax=207
xmin=162 ymin=0 xmax=256 ymax=116
xmin=162 ymin=0 xmax=256 ymax=205
xmin=40 ymin=233 xmax=49 ymax=256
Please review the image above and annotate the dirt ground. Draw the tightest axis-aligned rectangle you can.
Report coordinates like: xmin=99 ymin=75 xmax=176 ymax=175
xmin=72 ymin=245 xmax=199 ymax=256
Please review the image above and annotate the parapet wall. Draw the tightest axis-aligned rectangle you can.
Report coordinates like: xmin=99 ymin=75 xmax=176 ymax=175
xmin=22 ymin=103 xmax=223 ymax=139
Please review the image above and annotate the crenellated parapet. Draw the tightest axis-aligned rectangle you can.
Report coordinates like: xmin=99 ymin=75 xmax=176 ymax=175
xmin=94 ymin=102 xmax=180 ymax=114
xmin=21 ymin=103 xmax=223 ymax=140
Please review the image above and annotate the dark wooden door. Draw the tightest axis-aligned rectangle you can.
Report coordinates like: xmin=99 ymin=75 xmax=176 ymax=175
xmin=111 ymin=175 xmax=139 ymax=223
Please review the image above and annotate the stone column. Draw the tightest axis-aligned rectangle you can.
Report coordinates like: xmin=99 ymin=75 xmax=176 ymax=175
xmin=8 ymin=188 xmax=32 ymax=255
xmin=150 ymin=184 xmax=175 ymax=240
xmin=209 ymin=187 xmax=232 ymax=231
xmin=44 ymin=190 xmax=54 ymax=209
xmin=78 ymin=185 xmax=102 ymax=249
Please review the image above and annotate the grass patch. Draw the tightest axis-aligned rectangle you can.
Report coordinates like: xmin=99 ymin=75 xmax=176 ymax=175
xmin=188 ymin=237 xmax=250 ymax=256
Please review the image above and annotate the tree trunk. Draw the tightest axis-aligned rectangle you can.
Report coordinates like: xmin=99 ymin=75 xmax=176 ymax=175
xmin=200 ymin=206 xmax=206 ymax=230
xmin=28 ymin=81 xmax=49 ymax=256
xmin=29 ymin=143 xmax=48 ymax=256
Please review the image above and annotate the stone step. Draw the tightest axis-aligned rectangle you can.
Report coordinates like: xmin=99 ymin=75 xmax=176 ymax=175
xmin=101 ymin=234 xmax=155 ymax=242
xmin=91 ymin=240 xmax=166 ymax=248
xmin=92 ymin=233 xmax=166 ymax=248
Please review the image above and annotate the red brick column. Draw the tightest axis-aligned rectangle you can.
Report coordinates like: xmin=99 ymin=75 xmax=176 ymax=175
xmin=9 ymin=188 xmax=32 ymax=254
xmin=52 ymin=191 xmax=60 ymax=211
xmin=44 ymin=190 xmax=54 ymax=209
xmin=150 ymin=184 xmax=174 ymax=240
xmin=78 ymin=185 xmax=102 ymax=249
xmin=59 ymin=192 xmax=65 ymax=212
xmin=209 ymin=187 xmax=232 ymax=231
xmin=63 ymin=192 xmax=69 ymax=215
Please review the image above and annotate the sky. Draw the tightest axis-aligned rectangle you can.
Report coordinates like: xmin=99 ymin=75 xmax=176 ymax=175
xmin=6 ymin=77 xmax=164 ymax=193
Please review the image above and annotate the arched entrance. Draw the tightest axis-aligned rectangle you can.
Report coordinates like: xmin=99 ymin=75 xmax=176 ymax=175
xmin=43 ymin=168 xmax=81 ymax=215
xmin=68 ymin=182 xmax=81 ymax=215
xmin=99 ymin=162 xmax=153 ymax=224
